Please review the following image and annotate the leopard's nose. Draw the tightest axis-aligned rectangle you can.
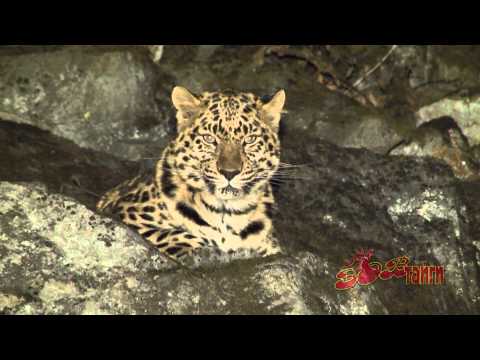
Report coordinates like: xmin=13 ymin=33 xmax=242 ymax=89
xmin=219 ymin=169 xmax=241 ymax=181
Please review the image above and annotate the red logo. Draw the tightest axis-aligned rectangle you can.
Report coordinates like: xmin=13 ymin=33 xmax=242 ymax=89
xmin=335 ymin=249 xmax=445 ymax=291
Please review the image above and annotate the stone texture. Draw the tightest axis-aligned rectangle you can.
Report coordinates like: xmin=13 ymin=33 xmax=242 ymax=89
xmin=390 ymin=117 xmax=480 ymax=180
xmin=416 ymin=96 xmax=480 ymax=147
xmin=0 ymin=131 xmax=479 ymax=314
xmin=0 ymin=46 xmax=173 ymax=162
xmin=1 ymin=45 xmax=480 ymax=315
xmin=0 ymin=45 xmax=405 ymax=159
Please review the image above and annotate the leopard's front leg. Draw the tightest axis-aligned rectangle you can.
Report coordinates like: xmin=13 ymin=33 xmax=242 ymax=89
xmin=138 ymin=225 xmax=212 ymax=259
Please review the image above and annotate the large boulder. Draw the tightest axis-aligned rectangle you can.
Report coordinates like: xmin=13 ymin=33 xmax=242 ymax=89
xmin=0 ymin=46 xmax=173 ymax=162
xmin=0 ymin=122 xmax=478 ymax=315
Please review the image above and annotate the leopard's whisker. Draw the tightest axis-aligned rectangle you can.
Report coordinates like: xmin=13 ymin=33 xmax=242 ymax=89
xmin=278 ymin=162 xmax=313 ymax=168
xmin=253 ymin=176 xmax=312 ymax=182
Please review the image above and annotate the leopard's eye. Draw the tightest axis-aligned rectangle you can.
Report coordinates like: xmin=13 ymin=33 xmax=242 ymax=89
xmin=244 ymin=135 xmax=257 ymax=145
xmin=203 ymin=135 xmax=216 ymax=144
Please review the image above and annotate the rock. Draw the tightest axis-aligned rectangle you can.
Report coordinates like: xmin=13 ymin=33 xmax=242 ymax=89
xmin=0 ymin=129 xmax=479 ymax=314
xmin=195 ymin=45 xmax=222 ymax=61
xmin=427 ymin=46 xmax=480 ymax=90
xmin=0 ymin=121 xmax=139 ymax=210
xmin=0 ymin=45 xmax=407 ymax=157
xmin=0 ymin=181 xmax=342 ymax=315
xmin=416 ymin=96 xmax=480 ymax=147
xmin=0 ymin=182 xmax=159 ymax=315
xmin=385 ymin=45 xmax=480 ymax=110
xmin=321 ymin=45 xmax=480 ymax=113
xmin=158 ymin=46 xmax=405 ymax=154
xmin=146 ymin=45 xmax=164 ymax=63
xmin=288 ymin=93 xmax=403 ymax=154
xmin=390 ymin=117 xmax=480 ymax=180
xmin=0 ymin=46 xmax=173 ymax=162
xmin=275 ymin=135 xmax=480 ymax=314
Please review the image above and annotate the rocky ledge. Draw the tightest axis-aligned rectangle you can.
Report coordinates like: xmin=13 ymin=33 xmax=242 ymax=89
xmin=0 ymin=46 xmax=479 ymax=315
xmin=0 ymin=123 xmax=479 ymax=315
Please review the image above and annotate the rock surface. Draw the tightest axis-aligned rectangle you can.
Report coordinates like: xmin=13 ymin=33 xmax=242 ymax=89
xmin=0 ymin=128 xmax=479 ymax=314
xmin=1 ymin=45 xmax=480 ymax=315
xmin=0 ymin=45 xmax=173 ymax=162
xmin=390 ymin=116 xmax=480 ymax=180
xmin=0 ymin=45 xmax=406 ymax=158
xmin=417 ymin=96 xmax=480 ymax=147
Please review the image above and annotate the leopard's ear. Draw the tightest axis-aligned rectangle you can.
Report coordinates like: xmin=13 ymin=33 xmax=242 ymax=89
xmin=172 ymin=86 xmax=203 ymax=131
xmin=261 ymin=90 xmax=286 ymax=130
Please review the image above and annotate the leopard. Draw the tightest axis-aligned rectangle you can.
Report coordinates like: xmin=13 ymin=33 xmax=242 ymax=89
xmin=97 ymin=86 xmax=287 ymax=260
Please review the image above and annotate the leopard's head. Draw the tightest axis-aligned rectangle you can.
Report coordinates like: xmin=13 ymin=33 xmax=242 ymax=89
xmin=169 ymin=86 xmax=286 ymax=201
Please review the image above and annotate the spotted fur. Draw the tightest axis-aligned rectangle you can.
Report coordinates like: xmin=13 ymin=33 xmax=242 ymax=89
xmin=97 ymin=87 xmax=286 ymax=260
